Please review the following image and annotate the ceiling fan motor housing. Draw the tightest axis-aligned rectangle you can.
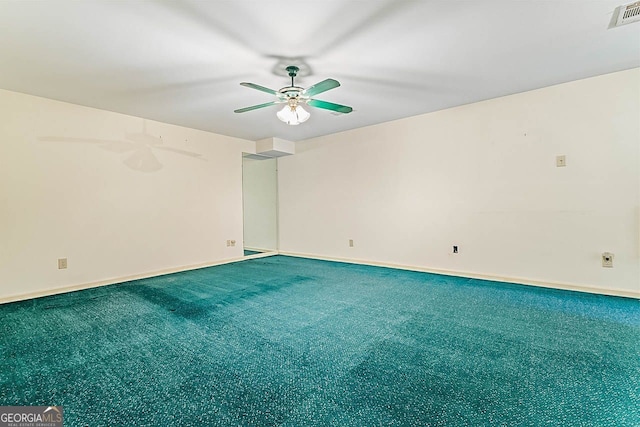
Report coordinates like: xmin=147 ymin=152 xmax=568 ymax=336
xmin=278 ymin=86 xmax=304 ymax=97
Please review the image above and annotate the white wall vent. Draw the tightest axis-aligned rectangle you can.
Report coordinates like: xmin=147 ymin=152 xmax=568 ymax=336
xmin=611 ymin=1 xmax=640 ymax=28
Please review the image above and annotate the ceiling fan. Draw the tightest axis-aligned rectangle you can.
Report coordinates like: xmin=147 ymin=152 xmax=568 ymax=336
xmin=234 ymin=65 xmax=353 ymax=125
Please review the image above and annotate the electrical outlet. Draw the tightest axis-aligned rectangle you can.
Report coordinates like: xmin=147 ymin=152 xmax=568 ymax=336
xmin=226 ymin=240 xmax=231 ymax=247
xmin=58 ymin=258 xmax=67 ymax=269
xmin=349 ymin=239 xmax=354 ymax=247
xmin=602 ymin=252 xmax=614 ymax=268
xmin=556 ymin=155 xmax=566 ymax=167
xmin=453 ymin=245 xmax=458 ymax=254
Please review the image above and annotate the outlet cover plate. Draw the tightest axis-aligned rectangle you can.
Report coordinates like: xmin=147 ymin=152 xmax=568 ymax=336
xmin=602 ymin=252 xmax=614 ymax=268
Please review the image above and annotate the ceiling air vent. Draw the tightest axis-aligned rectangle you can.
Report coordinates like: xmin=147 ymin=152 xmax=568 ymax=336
xmin=611 ymin=1 xmax=640 ymax=27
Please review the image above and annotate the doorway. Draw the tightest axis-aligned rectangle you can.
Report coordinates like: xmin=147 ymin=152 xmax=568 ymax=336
xmin=242 ymin=155 xmax=278 ymax=256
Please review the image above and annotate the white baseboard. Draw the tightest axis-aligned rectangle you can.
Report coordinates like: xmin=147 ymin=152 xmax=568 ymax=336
xmin=278 ymin=251 xmax=640 ymax=299
xmin=0 ymin=253 xmax=278 ymax=305
xmin=3 ymin=250 xmax=636 ymax=304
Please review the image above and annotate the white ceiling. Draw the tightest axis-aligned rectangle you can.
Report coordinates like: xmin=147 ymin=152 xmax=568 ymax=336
xmin=0 ymin=1 xmax=638 ymax=142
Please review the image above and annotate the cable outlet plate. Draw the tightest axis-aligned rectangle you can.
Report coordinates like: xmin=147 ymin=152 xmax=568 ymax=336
xmin=602 ymin=252 xmax=614 ymax=268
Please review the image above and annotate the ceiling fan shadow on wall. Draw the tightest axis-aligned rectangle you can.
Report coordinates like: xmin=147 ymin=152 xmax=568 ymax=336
xmin=39 ymin=121 xmax=204 ymax=173
xmin=234 ymin=66 xmax=353 ymax=125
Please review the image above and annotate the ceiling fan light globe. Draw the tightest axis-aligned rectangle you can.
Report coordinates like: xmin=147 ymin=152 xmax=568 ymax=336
xmin=277 ymin=105 xmax=309 ymax=126
xmin=296 ymin=105 xmax=310 ymax=123
xmin=277 ymin=105 xmax=296 ymax=124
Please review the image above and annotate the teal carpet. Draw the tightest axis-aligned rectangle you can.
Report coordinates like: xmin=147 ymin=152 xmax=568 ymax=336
xmin=244 ymin=249 xmax=262 ymax=256
xmin=1 ymin=256 xmax=638 ymax=426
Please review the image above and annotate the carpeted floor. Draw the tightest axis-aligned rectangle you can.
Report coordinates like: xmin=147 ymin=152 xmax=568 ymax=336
xmin=244 ymin=249 xmax=262 ymax=256
xmin=1 ymin=256 xmax=638 ymax=426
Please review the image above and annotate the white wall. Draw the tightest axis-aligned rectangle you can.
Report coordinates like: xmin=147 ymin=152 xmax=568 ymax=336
xmin=242 ymin=157 xmax=278 ymax=251
xmin=278 ymin=69 xmax=640 ymax=295
xmin=0 ymin=89 xmax=252 ymax=301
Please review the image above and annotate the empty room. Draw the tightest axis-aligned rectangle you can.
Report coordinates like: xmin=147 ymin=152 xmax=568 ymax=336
xmin=0 ymin=1 xmax=639 ymax=426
